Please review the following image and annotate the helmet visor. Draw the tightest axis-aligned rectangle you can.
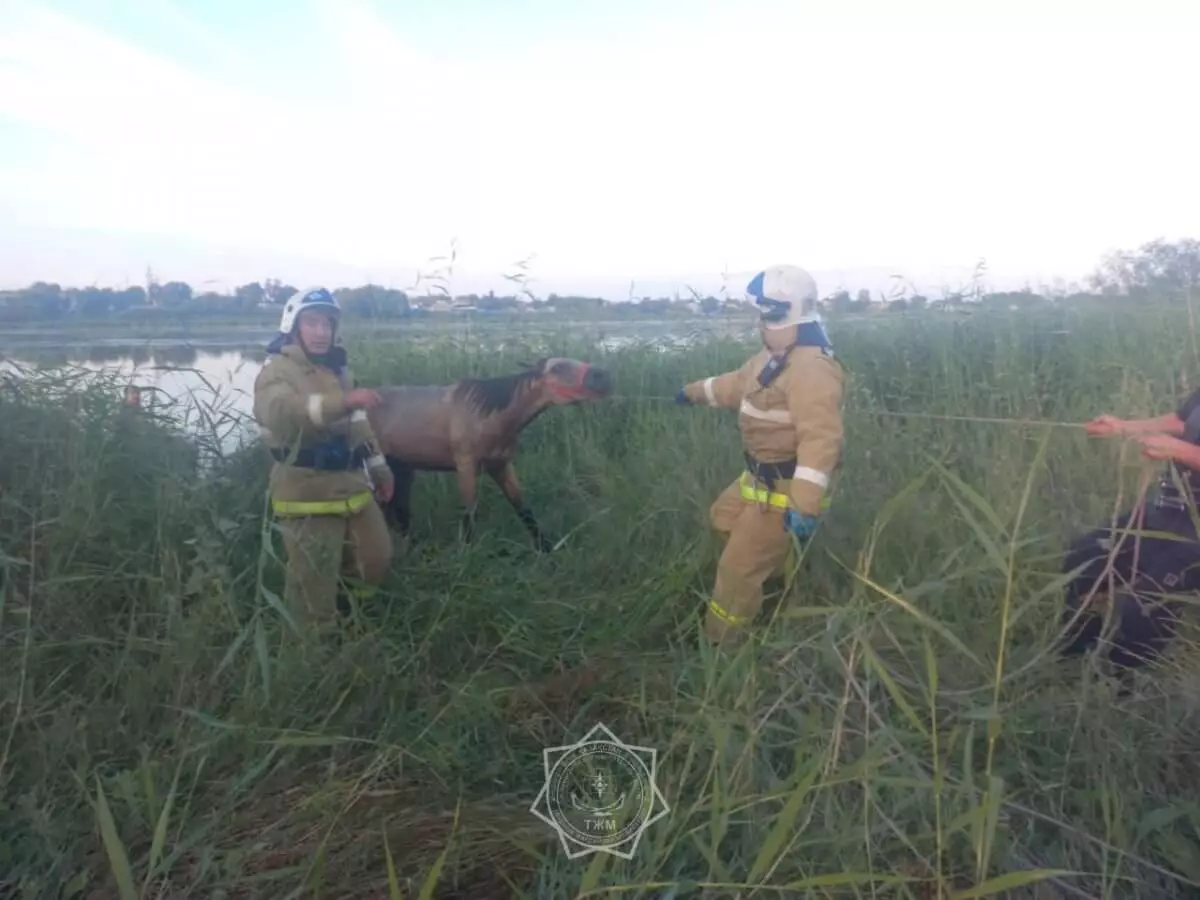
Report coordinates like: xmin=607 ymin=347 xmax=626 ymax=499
xmin=299 ymin=288 xmax=338 ymax=310
xmin=756 ymin=297 xmax=791 ymax=323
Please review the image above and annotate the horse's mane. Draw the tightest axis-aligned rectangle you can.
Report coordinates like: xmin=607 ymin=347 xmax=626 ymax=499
xmin=451 ymin=367 xmax=541 ymax=416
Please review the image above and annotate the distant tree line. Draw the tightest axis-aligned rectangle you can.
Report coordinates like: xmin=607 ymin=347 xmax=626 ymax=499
xmin=0 ymin=278 xmax=419 ymax=324
xmin=1087 ymin=238 xmax=1200 ymax=299
xmin=1 ymin=238 xmax=1195 ymax=324
xmin=0 ymin=276 xmax=759 ymax=324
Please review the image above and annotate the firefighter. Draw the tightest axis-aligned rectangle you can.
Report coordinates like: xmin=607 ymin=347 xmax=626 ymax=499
xmin=675 ymin=264 xmax=845 ymax=644
xmin=1057 ymin=393 xmax=1200 ymax=677
xmin=253 ymin=287 xmax=395 ymax=632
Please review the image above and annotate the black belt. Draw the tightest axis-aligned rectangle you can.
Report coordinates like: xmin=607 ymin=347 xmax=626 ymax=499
xmin=1155 ymin=493 xmax=1188 ymax=512
xmin=271 ymin=443 xmax=372 ymax=471
xmin=1154 ymin=476 xmax=1195 ymax=512
xmin=744 ymin=452 xmax=796 ymax=489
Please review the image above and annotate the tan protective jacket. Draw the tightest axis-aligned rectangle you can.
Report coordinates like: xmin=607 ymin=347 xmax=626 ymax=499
xmin=253 ymin=344 xmax=391 ymax=510
xmin=682 ymin=344 xmax=845 ymax=516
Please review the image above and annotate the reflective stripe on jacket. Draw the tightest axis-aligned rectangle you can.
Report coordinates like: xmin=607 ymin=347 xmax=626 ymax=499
xmin=682 ymin=345 xmax=845 ymax=517
xmin=253 ymin=343 xmax=389 ymax=511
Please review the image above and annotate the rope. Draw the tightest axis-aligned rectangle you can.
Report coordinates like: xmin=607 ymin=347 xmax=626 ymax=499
xmin=854 ymin=409 xmax=1088 ymax=429
xmin=607 ymin=394 xmax=1089 ymax=431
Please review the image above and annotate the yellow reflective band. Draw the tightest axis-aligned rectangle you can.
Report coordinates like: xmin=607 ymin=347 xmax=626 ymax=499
xmin=271 ymin=490 xmax=374 ymax=518
xmin=707 ymin=599 xmax=752 ymax=626
xmin=737 ymin=471 xmax=832 ymax=512
xmin=738 ymin=471 xmax=790 ymax=509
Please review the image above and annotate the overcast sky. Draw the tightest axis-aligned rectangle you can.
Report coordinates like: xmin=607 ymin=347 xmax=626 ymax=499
xmin=1 ymin=0 xmax=1197 ymax=300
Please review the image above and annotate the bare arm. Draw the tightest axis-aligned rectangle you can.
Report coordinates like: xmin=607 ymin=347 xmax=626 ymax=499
xmin=1126 ymin=413 xmax=1185 ymax=435
xmin=1091 ymin=412 xmax=1185 ymax=437
xmin=1096 ymin=386 xmax=1200 ymax=437
xmin=1169 ymin=439 xmax=1200 ymax=468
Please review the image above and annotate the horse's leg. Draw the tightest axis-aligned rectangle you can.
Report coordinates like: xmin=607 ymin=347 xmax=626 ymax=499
xmin=484 ymin=460 xmax=553 ymax=553
xmin=454 ymin=457 xmax=480 ymax=544
xmin=382 ymin=457 xmax=415 ymax=536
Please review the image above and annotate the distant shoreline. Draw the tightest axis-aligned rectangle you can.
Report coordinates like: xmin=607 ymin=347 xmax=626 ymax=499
xmin=0 ymin=313 xmax=764 ymax=358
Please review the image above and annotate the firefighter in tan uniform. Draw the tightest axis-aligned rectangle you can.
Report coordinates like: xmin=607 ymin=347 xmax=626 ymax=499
xmin=253 ymin=288 xmax=395 ymax=630
xmin=676 ymin=264 xmax=845 ymax=644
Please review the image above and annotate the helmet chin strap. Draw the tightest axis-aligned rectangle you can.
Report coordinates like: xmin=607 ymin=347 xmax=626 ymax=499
xmin=757 ymin=319 xmax=833 ymax=386
xmin=761 ymin=325 xmax=796 ymax=354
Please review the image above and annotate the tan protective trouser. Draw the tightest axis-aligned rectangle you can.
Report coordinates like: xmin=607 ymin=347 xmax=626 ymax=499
xmin=277 ymin=501 xmax=392 ymax=629
xmin=704 ymin=476 xmax=795 ymax=643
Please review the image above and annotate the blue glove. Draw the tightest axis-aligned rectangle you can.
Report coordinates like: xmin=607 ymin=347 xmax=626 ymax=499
xmin=674 ymin=388 xmax=691 ymax=405
xmin=783 ymin=510 xmax=819 ymax=540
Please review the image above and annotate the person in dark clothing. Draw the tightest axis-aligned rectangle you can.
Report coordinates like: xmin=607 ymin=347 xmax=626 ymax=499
xmin=1058 ymin=388 xmax=1200 ymax=676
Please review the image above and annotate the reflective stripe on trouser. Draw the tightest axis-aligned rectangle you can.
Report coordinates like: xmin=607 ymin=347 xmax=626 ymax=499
xmin=272 ymin=490 xmax=375 ymax=518
xmin=336 ymin=579 xmax=383 ymax=623
xmin=275 ymin=499 xmax=392 ymax=627
xmin=737 ymin=470 xmax=832 ymax=513
xmin=703 ymin=472 xmax=828 ymax=643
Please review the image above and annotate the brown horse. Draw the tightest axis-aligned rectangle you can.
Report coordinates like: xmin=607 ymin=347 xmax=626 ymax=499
xmin=366 ymin=357 xmax=613 ymax=551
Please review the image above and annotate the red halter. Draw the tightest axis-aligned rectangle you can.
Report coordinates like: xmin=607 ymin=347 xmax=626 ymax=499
xmin=547 ymin=362 xmax=593 ymax=401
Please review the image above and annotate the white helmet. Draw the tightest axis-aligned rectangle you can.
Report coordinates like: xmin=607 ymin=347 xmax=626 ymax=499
xmin=746 ymin=265 xmax=820 ymax=329
xmin=279 ymin=287 xmax=340 ymax=335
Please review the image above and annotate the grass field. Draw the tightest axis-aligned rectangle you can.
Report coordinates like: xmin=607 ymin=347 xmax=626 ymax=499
xmin=3 ymin=303 xmax=1200 ymax=899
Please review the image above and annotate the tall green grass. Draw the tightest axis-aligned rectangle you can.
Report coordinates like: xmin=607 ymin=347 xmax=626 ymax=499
xmin=3 ymin=305 xmax=1200 ymax=899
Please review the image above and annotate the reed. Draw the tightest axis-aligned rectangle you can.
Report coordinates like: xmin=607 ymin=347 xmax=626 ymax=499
xmin=2 ymin=302 xmax=1199 ymax=899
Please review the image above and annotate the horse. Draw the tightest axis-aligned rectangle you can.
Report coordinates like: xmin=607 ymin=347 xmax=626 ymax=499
xmin=365 ymin=356 xmax=613 ymax=551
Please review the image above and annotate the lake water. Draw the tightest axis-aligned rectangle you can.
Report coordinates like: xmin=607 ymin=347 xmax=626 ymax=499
xmin=0 ymin=317 xmax=756 ymax=455
xmin=2 ymin=347 xmax=265 ymax=456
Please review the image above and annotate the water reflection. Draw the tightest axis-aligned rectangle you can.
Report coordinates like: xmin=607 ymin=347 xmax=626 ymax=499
xmin=1 ymin=318 xmax=753 ymax=453
xmin=3 ymin=348 xmax=263 ymax=455
xmin=16 ymin=343 xmax=269 ymax=371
